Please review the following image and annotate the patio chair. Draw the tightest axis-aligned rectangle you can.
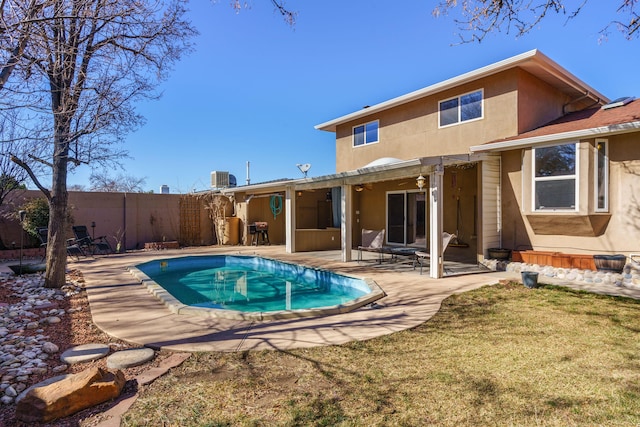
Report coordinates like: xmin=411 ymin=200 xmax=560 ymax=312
xmin=413 ymin=232 xmax=456 ymax=275
xmin=357 ymin=229 xmax=385 ymax=263
xmin=37 ymin=227 xmax=85 ymax=260
xmin=72 ymin=225 xmax=112 ymax=255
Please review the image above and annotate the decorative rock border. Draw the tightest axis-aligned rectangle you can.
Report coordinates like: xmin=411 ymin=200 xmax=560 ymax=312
xmin=482 ymin=259 xmax=640 ymax=289
xmin=0 ymin=273 xmax=84 ymax=405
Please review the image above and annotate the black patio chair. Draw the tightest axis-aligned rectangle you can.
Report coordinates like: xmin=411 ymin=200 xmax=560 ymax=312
xmin=72 ymin=225 xmax=112 ymax=255
xmin=37 ymin=227 xmax=85 ymax=260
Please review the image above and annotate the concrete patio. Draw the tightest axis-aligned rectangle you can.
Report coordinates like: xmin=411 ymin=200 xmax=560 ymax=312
xmin=70 ymin=246 xmax=511 ymax=352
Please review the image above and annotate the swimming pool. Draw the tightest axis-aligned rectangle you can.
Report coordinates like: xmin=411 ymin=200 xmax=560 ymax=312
xmin=129 ymin=255 xmax=385 ymax=320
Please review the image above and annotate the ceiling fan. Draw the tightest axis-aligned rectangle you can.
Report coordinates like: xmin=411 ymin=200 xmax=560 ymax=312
xmin=354 ymin=183 xmax=373 ymax=192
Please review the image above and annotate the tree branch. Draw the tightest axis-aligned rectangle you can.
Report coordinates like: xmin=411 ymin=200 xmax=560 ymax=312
xmin=0 ymin=0 xmax=42 ymax=91
xmin=270 ymin=0 xmax=296 ymax=26
xmin=27 ymin=153 xmax=53 ymax=168
xmin=433 ymin=0 xmax=639 ymax=42
xmin=10 ymin=154 xmax=50 ymax=199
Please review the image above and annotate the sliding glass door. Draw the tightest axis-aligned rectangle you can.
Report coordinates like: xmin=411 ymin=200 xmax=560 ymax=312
xmin=386 ymin=191 xmax=427 ymax=247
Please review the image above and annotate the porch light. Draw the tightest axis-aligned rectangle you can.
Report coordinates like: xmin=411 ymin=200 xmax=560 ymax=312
xmin=355 ymin=185 xmax=364 ymax=192
xmin=416 ymin=174 xmax=426 ymax=190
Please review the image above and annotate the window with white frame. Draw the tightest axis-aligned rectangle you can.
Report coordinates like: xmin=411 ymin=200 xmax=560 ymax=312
xmin=595 ymin=139 xmax=609 ymax=211
xmin=533 ymin=143 xmax=578 ymax=211
xmin=353 ymin=120 xmax=379 ymax=147
xmin=439 ymin=89 xmax=483 ymax=127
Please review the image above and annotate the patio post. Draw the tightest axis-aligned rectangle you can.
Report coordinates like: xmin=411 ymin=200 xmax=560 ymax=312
xmin=341 ymin=184 xmax=352 ymax=262
xmin=285 ymin=186 xmax=296 ymax=253
xmin=429 ymin=165 xmax=444 ymax=278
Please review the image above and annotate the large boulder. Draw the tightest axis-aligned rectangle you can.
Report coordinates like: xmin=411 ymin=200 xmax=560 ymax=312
xmin=15 ymin=366 xmax=126 ymax=423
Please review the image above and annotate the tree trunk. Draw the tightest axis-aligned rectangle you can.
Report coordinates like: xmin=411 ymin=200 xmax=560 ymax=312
xmin=44 ymin=123 xmax=70 ymax=289
xmin=45 ymin=191 xmax=68 ymax=288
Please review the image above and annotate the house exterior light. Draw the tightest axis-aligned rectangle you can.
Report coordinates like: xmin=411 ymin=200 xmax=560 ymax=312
xmin=416 ymin=174 xmax=426 ymax=190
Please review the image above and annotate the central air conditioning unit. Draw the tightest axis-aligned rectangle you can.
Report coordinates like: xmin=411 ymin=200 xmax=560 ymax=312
xmin=211 ymin=171 xmax=230 ymax=189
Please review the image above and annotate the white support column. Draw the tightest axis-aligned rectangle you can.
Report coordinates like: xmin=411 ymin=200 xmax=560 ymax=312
xmin=341 ymin=184 xmax=352 ymax=262
xmin=285 ymin=186 xmax=296 ymax=253
xmin=429 ymin=166 xmax=444 ymax=278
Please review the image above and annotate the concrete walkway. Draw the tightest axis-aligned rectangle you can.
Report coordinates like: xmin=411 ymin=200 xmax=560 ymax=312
xmin=72 ymin=246 xmax=640 ymax=353
xmin=71 ymin=246 xmax=509 ymax=352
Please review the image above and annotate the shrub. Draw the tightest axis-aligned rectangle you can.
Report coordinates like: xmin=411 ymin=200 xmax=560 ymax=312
xmin=20 ymin=198 xmax=50 ymax=239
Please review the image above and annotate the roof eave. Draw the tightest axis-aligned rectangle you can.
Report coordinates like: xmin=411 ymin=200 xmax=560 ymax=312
xmin=470 ymin=121 xmax=640 ymax=152
xmin=221 ymin=179 xmax=302 ymax=194
xmin=315 ymin=49 xmax=608 ymax=133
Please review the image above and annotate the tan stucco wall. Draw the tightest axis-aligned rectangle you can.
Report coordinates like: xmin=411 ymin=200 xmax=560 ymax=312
xmin=442 ymin=164 xmax=479 ymax=260
xmin=501 ymin=132 xmax=640 ymax=254
xmin=334 ymin=68 xmax=575 ymax=173
xmin=334 ymin=70 xmax=520 ymax=172
xmin=296 ymin=190 xmax=333 ymax=229
xmin=516 ymin=69 xmax=568 ymax=134
xmin=234 ymin=192 xmax=286 ymax=246
xmin=295 ymin=229 xmax=340 ymax=251
xmin=74 ymin=191 xmax=180 ymax=250
xmin=0 ymin=190 xmax=181 ymax=250
xmin=348 ymin=170 xmax=478 ymax=261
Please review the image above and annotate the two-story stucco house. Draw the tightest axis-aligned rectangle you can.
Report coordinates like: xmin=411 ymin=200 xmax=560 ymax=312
xmin=226 ymin=49 xmax=640 ymax=278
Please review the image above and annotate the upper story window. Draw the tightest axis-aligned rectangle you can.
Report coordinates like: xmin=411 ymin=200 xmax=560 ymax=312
xmin=353 ymin=120 xmax=379 ymax=147
xmin=439 ymin=89 xmax=483 ymax=127
xmin=533 ymin=143 xmax=578 ymax=211
xmin=595 ymin=139 xmax=609 ymax=212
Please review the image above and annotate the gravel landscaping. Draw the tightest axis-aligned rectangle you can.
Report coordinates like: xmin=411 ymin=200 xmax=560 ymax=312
xmin=0 ymin=267 xmax=176 ymax=426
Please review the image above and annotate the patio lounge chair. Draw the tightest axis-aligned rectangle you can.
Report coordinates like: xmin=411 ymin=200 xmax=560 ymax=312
xmin=357 ymin=229 xmax=386 ymax=263
xmin=37 ymin=227 xmax=85 ymax=260
xmin=413 ymin=232 xmax=456 ymax=275
xmin=72 ymin=225 xmax=112 ymax=255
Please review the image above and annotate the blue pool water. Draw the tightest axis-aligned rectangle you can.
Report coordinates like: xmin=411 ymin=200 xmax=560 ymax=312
xmin=134 ymin=255 xmax=377 ymax=314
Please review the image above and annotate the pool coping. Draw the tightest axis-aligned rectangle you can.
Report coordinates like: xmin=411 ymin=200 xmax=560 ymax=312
xmin=69 ymin=246 xmax=518 ymax=352
xmin=128 ymin=254 xmax=386 ymax=321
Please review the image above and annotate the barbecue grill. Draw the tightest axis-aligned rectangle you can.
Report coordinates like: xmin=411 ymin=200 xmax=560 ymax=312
xmin=248 ymin=222 xmax=269 ymax=245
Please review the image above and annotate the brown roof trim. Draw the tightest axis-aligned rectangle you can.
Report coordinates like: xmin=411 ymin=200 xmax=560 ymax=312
xmin=471 ymin=99 xmax=640 ymax=152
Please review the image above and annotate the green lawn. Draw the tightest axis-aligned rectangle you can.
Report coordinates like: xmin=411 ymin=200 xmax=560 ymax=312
xmin=123 ymin=283 xmax=640 ymax=426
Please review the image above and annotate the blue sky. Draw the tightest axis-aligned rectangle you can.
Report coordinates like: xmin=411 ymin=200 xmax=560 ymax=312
xmin=64 ymin=1 xmax=639 ymax=193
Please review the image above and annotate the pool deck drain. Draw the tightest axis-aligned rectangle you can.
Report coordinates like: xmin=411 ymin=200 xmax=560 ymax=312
xmin=73 ymin=246 xmax=512 ymax=352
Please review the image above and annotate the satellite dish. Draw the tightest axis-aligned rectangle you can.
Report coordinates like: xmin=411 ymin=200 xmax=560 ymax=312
xmin=296 ymin=163 xmax=311 ymax=177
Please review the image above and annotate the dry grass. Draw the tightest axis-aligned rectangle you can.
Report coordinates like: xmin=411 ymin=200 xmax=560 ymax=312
xmin=122 ymin=283 xmax=640 ymax=426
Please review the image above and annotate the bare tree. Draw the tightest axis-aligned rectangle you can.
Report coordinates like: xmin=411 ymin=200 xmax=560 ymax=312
xmin=0 ymin=0 xmax=44 ymax=91
xmin=226 ymin=0 xmax=296 ymax=25
xmin=433 ymin=1 xmax=640 ymax=42
xmin=0 ymin=113 xmax=31 ymax=206
xmin=89 ymin=171 xmax=147 ymax=193
xmin=4 ymin=0 xmax=196 ymax=288
xmin=67 ymin=184 xmax=86 ymax=191
xmin=204 ymin=193 xmax=232 ymax=245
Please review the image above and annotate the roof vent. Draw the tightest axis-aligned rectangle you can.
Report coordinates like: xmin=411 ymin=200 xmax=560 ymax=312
xmin=601 ymin=96 xmax=635 ymax=110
